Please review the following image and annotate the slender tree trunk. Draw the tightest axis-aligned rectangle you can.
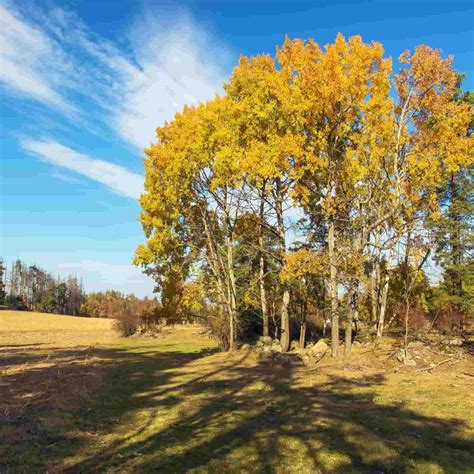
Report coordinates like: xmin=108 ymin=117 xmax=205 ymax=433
xmin=259 ymin=238 xmax=269 ymax=338
xmin=259 ymin=189 xmax=269 ymax=337
xmin=345 ymin=290 xmax=358 ymax=356
xmin=299 ymin=321 xmax=307 ymax=349
xmin=404 ymin=299 xmax=410 ymax=351
xmin=280 ymin=290 xmax=290 ymax=352
xmin=201 ymin=208 xmax=233 ymax=348
xmin=376 ymin=272 xmax=390 ymax=339
xmin=299 ymin=294 xmax=307 ymax=349
xmin=328 ymin=218 xmax=339 ymax=358
xmin=344 ymin=321 xmax=352 ymax=356
xmin=275 ymin=180 xmax=290 ymax=352
xmin=370 ymin=263 xmax=378 ymax=332
xmin=448 ymin=174 xmax=463 ymax=305
xmin=226 ymin=228 xmax=237 ymax=351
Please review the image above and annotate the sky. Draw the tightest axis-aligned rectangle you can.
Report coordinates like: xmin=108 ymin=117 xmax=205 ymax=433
xmin=0 ymin=0 xmax=473 ymax=297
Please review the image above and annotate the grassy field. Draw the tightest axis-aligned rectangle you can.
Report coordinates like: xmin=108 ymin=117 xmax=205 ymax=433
xmin=1 ymin=310 xmax=473 ymax=473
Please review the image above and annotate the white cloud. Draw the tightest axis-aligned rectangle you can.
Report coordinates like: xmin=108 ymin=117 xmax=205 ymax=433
xmin=22 ymin=140 xmax=143 ymax=199
xmin=51 ymin=169 xmax=83 ymax=184
xmin=0 ymin=3 xmax=76 ymax=113
xmin=115 ymin=16 xmax=229 ymax=149
xmin=0 ymin=2 xmax=230 ymax=150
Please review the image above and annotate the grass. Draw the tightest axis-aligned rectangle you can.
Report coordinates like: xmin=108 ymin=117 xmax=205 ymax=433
xmin=1 ymin=310 xmax=473 ymax=473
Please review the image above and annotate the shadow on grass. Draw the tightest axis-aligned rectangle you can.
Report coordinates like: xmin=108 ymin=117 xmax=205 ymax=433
xmin=2 ymin=343 xmax=473 ymax=473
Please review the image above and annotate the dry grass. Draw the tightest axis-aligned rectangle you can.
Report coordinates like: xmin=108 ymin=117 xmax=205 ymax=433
xmin=1 ymin=310 xmax=473 ymax=473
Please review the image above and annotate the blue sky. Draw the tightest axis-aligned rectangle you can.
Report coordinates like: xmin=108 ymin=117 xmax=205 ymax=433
xmin=1 ymin=0 xmax=473 ymax=297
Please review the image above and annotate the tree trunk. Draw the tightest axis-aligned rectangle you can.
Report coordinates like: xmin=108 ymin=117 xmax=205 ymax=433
xmin=370 ymin=263 xmax=378 ymax=333
xmin=376 ymin=272 xmax=390 ymax=339
xmin=345 ymin=289 xmax=358 ymax=356
xmin=299 ymin=295 xmax=307 ymax=349
xmin=299 ymin=321 xmax=307 ymax=349
xmin=280 ymin=290 xmax=290 ymax=352
xmin=259 ymin=190 xmax=269 ymax=338
xmin=344 ymin=321 xmax=352 ymax=356
xmin=226 ymin=231 xmax=237 ymax=351
xmin=259 ymin=242 xmax=269 ymax=338
xmin=404 ymin=299 xmax=410 ymax=351
xmin=275 ymin=180 xmax=290 ymax=352
xmin=328 ymin=218 xmax=339 ymax=358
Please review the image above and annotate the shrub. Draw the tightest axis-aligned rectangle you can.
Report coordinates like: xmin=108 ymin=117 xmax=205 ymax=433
xmin=113 ymin=312 xmax=140 ymax=337
xmin=434 ymin=307 xmax=465 ymax=335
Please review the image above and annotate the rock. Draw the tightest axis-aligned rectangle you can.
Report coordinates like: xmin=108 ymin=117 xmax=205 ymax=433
xmin=290 ymin=340 xmax=300 ymax=351
xmin=241 ymin=343 xmax=250 ymax=350
xmin=308 ymin=339 xmax=329 ymax=355
xmin=408 ymin=340 xmax=424 ymax=348
xmin=263 ymin=345 xmax=271 ymax=353
xmin=396 ymin=349 xmax=408 ymax=363
xmin=396 ymin=349 xmax=417 ymax=366
xmin=270 ymin=343 xmax=282 ymax=353
xmin=259 ymin=336 xmax=273 ymax=345
xmin=352 ymin=341 xmax=362 ymax=347
xmin=446 ymin=338 xmax=463 ymax=347
xmin=256 ymin=340 xmax=264 ymax=348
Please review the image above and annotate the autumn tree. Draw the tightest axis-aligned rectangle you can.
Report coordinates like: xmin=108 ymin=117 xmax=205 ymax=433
xmin=225 ymin=54 xmax=302 ymax=351
xmin=278 ymin=34 xmax=393 ymax=356
xmin=135 ymin=34 xmax=472 ymax=354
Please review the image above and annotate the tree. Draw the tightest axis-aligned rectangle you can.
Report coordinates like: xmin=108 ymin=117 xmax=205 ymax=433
xmin=225 ymin=54 xmax=301 ymax=351
xmin=278 ymin=34 xmax=392 ymax=356
xmin=0 ymin=259 xmax=6 ymax=305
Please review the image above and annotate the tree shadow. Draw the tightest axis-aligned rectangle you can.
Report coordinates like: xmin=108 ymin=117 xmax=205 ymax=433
xmin=2 ymin=344 xmax=473 ymax=473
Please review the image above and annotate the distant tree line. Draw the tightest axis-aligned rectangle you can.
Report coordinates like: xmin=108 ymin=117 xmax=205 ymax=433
xmin=0 ymin=258 xmax=160 ymax=336
xmin=80 ymin=290 xmax=159 ymax=335
xmin=0 ymin=258 xmax=86 ymax=315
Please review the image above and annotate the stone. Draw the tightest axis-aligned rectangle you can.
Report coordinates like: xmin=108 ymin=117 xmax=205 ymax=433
xmin=396 ymin=349 xmax=417 ymax=366
xmin=259 ymin=336 xmax=273 ymax=345
xmin=446 ymin=338 xmax=463 ymax=347
xmin=308 ymin=339 xmax=329 ymax=355
xmin=396 ymin=350 xmax=405 ymax=363
xmin=290 ymin=340 xmax=300 ymax=351
xmin=271 ymin=343 xmax=283 ymax=353
xmin=241 ymin=343 xmax=250 ymax=350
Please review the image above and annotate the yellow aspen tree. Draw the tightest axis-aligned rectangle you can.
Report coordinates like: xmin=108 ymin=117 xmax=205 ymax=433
xmin=225 ymin=54 xmax=302 ymax=352
xmin=278 ymin=34 xmax=392 ymax=357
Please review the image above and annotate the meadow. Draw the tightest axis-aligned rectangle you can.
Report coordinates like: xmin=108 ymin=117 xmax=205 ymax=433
xmin=1 ymin=310 xmax=473 ymax=473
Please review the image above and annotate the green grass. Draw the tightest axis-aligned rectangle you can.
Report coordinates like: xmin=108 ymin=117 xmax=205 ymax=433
xmin=1 ymin=311 xmax=473 ymax=473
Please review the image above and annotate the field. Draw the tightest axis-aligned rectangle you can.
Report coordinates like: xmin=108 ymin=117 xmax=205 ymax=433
xmin=1 ymin=310 xmax=473 ymax=473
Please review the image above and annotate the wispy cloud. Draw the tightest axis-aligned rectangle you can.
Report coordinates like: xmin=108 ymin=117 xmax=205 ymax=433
xmin=51 ymin=170 xmax=83 ymax=184
xmin=0 ymin=2 xmax=230 ymax=150
xmin=0 ymin=3 xmax=77 ymax=113
xmin=22 ymin=140 xmax=143 ymax=199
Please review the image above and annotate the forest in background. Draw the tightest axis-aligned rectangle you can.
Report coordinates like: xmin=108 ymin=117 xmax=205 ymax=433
xmin=0 ymin=258 xmax=158 ymax=335
xmin=134 ymin=35 xmax=473 ymax=355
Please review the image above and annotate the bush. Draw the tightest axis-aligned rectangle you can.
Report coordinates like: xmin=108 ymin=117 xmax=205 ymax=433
xmin=113 ymin=312 xmax=140 ymax=337
xmin=391 ymin=302 xmax=430 ymax=334
xmin=434 ymin=307 xmax=465 ymax=335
